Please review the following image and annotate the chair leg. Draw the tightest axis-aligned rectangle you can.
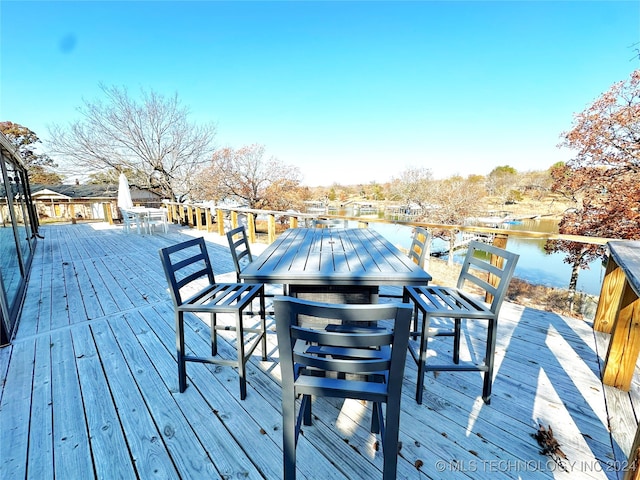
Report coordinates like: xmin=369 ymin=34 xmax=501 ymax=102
xmin=482 ymin=318 xmax=498 ymax=405
xmin=382 ymin=399 xmax=401 ymax=480
xmin=236 ymin=312 xmax=247 ymax=400
xmin=260 ymin=291 xmax=267 ymax=361
xmin=403 ymin=289 xmax=420 ymax=339
xmin=176 ymin=311 xmax=187 ymax=393
xmin=411 ymin=304 xmax=420 ymax=339
xmin=282 ymin=390 xmax=298 ymax=480
xmin=415 ymin=310 xmax=429 ymax=405
xmin=453 ymin=318 xmax=461 ymax=364
xmin=211 ymin=313 xmax=218 ymax=356
xmin=371 ymin=401 xmax=382 ymax=434
xmin=302 ymin=394 xmax=312 ymax=426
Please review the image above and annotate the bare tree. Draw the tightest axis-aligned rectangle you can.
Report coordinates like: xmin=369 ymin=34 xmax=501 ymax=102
xmin=388 ymin=167 xmax=433 ymax=209
xmin=48 ymin=85 xmax=216 ymax=200
xmin=425 ymin=175 xmax=486 ymax=265
xmin=193 ymin=144 xmax=304 ymax=209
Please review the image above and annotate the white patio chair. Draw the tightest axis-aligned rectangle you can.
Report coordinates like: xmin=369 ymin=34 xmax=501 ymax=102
xmin=120 ymin=208 xmax=144 ymax=234
xmin=146 ymin=208 xmax=168 ymax=234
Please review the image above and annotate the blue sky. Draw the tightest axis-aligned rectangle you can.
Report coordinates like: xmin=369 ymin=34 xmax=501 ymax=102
xmin=1 ymin=1 xmax=638 ymax=186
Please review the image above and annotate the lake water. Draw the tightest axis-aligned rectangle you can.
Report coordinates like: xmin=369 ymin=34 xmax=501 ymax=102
xmin=366 ymin=219 xmax=605 ymax=296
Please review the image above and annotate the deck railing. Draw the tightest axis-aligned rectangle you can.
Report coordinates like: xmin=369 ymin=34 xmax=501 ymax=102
xmin=161 ymin=200 xmax=613 ymax=248
xmin=159 ymin=200 xmax=615 ymax=321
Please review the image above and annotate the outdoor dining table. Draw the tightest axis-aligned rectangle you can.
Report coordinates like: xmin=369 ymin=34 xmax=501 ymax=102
xmin=122 ymin=207 xmax=168 ymax=234
xmin=240 ymin=227 xmax=432 ymax=303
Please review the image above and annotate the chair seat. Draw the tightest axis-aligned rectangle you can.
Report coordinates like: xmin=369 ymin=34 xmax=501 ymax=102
xmin=405 ymin=285 xmax=494 ymax=319
xmin=178 ymin=283 xmax=263 ymax=313
xmin=294 ymin=375 xmax=389 ymax=401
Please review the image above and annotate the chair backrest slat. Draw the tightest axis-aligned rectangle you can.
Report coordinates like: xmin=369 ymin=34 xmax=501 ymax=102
xmin=226 ymin=226 xmax=253 ymax=282
xmin=408 ymin=227 xmax=431 ymax=269
xmin=291 ymin=326 xmax=394 ymax=348
xmin=275 ymin=297 xmax=411 ymax=396
xmin=456 ymin=240 xmax=519 ymax=313
xmin=159 ymin=237 xmax=216 ymax=306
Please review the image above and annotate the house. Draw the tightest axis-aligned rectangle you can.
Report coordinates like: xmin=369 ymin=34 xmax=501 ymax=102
xmin=31 ymin=183 xmax=163 ymax=221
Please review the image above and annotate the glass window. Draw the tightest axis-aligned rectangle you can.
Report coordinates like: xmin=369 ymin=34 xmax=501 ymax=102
xmin=0 ymin=156 xmax=23 ymax=318
xmin=0 ymin=135 xmax=38 ymax=345
xmin=7 ymin=161 xmax=34 ymax=259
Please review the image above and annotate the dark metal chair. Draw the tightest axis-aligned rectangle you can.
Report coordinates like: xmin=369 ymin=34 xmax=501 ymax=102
xmin=226 ymin=226 xmax=254 ymax=283
xmin=380 ymin=227 xmax=431 ymax=299
xmin=403 ymin=240 xmax=519 ymax=405
xmin=159 ymin=236 xmax=266 ymax=399
xmin=226 ymin=225 xmax=287 ymax=300
xmin=274 ymin=297 xmax=412 ymax=480
xmin=407 ymin=226 xmax=431 ymax=269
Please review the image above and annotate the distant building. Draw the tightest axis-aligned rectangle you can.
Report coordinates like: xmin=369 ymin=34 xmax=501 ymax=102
xmin=31 ymin=183 xmax=162 ymax=221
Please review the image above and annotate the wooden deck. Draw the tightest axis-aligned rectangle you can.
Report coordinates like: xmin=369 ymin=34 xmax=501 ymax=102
xmin=1 ymin=222 xmax=638 ymax=479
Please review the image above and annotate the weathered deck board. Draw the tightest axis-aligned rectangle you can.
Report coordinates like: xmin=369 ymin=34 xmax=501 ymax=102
xmin=90 ymin=317 xmax=182 ymax=479
xmin=73 ymin=325 xmax=137 ymax=478
xmin=27 ymin=335 xmax=54 ymax=479
xmin=50 ymin=328 xmax=94 ymax=478
xmin=0 ymin=340 xmax=34 ymax=479
xmin=595 ymin=330 xmax=638 ymax=480
xmin=1 ymin=222 xmax=638 ymax=479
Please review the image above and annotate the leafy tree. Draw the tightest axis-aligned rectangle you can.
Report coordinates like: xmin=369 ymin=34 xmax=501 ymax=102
xmin=546 ymin=69 xmax=640 ymax=291
xmin=193 ymin=144 xmax=304 ymax=210
xmin=86 ymin=169 xmax=121 ymax=185
xmin=27 ymin=167 xmax=64 ymax=185
xmin=47 ymin=85 xmax=216 ymax=201
xmin=86 ymin=167 xmax=153 ymax=196
xmin=368 ymin=182 xmax=385 ymax=201
xmin=0 ymin=121 xmax=62 ymax=183
xmin=486 ymin=165 xmax=519 ymax=205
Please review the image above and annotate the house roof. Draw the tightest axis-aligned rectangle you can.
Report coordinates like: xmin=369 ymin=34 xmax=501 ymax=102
xmin=31 ymin=184 xmax=161 ymax=201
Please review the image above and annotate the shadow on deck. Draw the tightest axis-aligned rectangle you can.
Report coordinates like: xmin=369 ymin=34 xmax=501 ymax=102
xmin=0 ymin=222 xmax=637 ymax=479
